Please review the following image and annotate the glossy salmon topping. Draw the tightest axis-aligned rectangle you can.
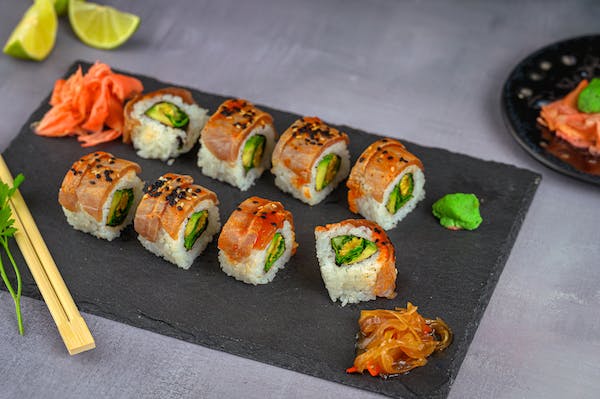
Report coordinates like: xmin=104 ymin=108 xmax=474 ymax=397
xmin=35 ymin=62 xmax=143 ymax=147
xmin=201 ymin=99 xmax=274 ymax=163
xmin=347 ymin=139 xmax=423 ymax=212
xmin=134 ymin=173 xmax=218 ymax=241
xmin=122 ymin=87 xmax=196 ymax=143
xmin=272 ymin=116 xmax=349 ymax=187
xmin=538 ymin=80 xmax=600 ymax=155
xmin=218 ymin=196 xmax=296 ymax=262
xmin=58 ymin=151 xmax=142 ymax=222
xmin=315 ymin=218 xmax=396 ymax=298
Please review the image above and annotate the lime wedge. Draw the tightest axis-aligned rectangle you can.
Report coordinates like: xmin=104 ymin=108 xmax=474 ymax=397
xmin=54 ymin=0 xmax=68 ymax=16
xmin=68 ymin=0 xmax=140 ymax=50
xmin=2 ymin=0 xmax=58 ymax=61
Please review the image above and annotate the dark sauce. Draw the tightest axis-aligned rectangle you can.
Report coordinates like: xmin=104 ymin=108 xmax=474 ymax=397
xmin=539 ymin=126 xmax=600 ymax=176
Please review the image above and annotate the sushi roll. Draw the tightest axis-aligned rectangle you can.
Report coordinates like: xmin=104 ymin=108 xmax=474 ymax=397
xmin=218 ymin=196 xmax=297 ymax=284
xmin=58 ymin=151 xmax=144 ymax=241
xmin=347 ymin=138 xmax=425 ymax=230
xmin=271 ymin=117 xmax=350 ymax=205
xmin=134 ymin=173 xmax=220 ymax=269
xmin=123 ymin=87 xmax=209 ymax=161
xmin=197 ymin=99 xmax=276 ymax=191
xmin=314 ymin=219 xmax=397 ymax=306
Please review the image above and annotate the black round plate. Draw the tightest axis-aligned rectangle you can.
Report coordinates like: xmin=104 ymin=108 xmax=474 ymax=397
xmin=502 ymin=35 xmax=600 ymax=186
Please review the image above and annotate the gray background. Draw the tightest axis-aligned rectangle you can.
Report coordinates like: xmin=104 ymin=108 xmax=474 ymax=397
xmin=0 ymin=1 xmax=599 ymax=398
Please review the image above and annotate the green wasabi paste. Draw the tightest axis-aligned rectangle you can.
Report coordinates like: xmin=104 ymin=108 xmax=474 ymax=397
xmin=577 ymin=78 xmax=600 ymax=113
xmin=432 ymin=193 xmax=482 ymax=231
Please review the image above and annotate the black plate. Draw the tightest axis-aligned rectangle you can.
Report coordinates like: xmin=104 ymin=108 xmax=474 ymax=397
xmin=2 ymin=61 xmax=540 ymax=399
xmin=502 ymin=35 xmax=600 ymax=185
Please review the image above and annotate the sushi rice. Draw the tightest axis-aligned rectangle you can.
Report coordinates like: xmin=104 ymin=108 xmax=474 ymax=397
xmin=198 ymin=123 xmax=276 ymax=191
xmin=356 ymin=165 xmax=425 ymax=230
xmin=138 ymin=200 xmax=220 ymax=270
xmin=272 ymin=141 xmax=350 ymax=205
xmin=219 ymin=220 xmax=295 ymax=285
xmin=130 ymin=94 xmax=208 ymax=161
xmin=62 ymin=170 xmax=143 ymax=241
xmin=315 ymin=222 xmax=394 ymax=306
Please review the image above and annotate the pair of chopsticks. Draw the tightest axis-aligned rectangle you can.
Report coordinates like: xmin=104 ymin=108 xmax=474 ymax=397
xmin=0 ymin=155 xmax=95 ymax=355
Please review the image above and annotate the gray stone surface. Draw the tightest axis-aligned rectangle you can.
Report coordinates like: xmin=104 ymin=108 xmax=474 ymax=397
xmin=0 ymin=1 xmax=598 ymax=398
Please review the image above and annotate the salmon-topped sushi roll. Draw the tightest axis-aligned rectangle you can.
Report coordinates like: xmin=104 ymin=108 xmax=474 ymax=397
xmin=59 ymin=151 xmax=144 ymax=241
xmin=134 ymin=173 xmax=221 ymax=269
xmin=315 ymin=219 xmax=397 ymax=306
xmin=271 ymin=117 xmax=350 ymax=205
xmin=197 ymin=99 xmax=276 ymax=191
xmin=124 ymin=87 xmax=209 ymax=161
xmin=218 ymin=196 xmax=297 ymax=285
xmin=347 ymin=138 xmax=425 ymax=230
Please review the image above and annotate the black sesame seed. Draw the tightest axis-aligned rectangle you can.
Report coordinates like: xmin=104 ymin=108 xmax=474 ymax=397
xmin=236 ymin=207 xmax=242 ymax=211
xmin=387 ymin=156 xmax=394 ymax=160
xmin=89 ymin=180 xmax=96 ymax=185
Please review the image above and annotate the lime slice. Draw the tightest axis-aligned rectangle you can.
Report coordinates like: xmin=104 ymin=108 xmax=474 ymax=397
xmin=2 ymin=0 xmax=58 ymax=61
xmin=54 ymin=0 xmax=68 ymax=16
xmin=68 ymin=0 xmax=140 ymax=50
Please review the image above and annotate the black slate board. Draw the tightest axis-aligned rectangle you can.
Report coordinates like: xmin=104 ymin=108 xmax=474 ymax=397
xmin=2 ymin=61 xmax=540 ymax=399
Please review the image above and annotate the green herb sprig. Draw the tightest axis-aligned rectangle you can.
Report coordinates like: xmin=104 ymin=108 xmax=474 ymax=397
xmin=0 ymin=173 xmax=25 ymax=335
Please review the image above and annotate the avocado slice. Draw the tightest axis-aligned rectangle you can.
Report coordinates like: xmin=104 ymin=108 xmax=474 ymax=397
xmin=264 ymin=232 xmax=285 ymax=272
xmin=242 ymin=135 xmax=266 ymax=172
xmin=386 ymin=173 xmax=414 ymax=214
xmin=315 ymin=154 xmax=341 ymax=191
xmin=145 ymin=101 xmax=189 ymax=129
xmin=330 ymin=235 xmax=378 ymax=266
xmin=106 ymin=189 xmax=134 ymax=227
xmin=184 ymin=210 xmax=209 ymax=250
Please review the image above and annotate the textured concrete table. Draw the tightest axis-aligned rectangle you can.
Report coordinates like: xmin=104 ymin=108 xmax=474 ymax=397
xmin=0 ymin=1 xmax=598 ymax=398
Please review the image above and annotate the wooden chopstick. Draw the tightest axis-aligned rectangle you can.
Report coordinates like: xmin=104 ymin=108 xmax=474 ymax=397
xmin=0 ymin=155 xmax=95 ymax=355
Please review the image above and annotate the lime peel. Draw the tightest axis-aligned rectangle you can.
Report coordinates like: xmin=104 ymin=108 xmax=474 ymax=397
xmin=2 ymin=0 xmax=58 ymax=61
xmin=68 ymin=0 xmax=141 ymax=50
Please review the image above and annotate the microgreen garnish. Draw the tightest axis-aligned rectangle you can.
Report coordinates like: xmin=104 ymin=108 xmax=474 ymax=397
xmin=0 ymin=173 xmax=25 ymax=335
